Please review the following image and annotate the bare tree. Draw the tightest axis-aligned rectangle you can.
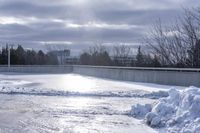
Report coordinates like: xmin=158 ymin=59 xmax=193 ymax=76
xmin=44 ymin=43 xmax=70 ymax=65
xmin=44 ymin=43 xmax=69 ymax=52
xmin=88 ymin=43 xmax=107 ymax=55
xmin=80 ymin=43 xmax=111 ymax=66
xmin=112 ymin=44 xmax=132 ymax=66
xmin=180 ymin=8 xmax=200 ymax=67
xmin=145 ymin=7 xmax=200 ymax=67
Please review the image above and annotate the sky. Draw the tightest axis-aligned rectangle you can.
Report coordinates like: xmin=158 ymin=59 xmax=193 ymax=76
xmin=0 ymin=0 xmax=199 ymax=55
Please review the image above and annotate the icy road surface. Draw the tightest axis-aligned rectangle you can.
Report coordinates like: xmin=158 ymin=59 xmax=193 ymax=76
xmin=0 ymin=73 xmax=182 ymax=133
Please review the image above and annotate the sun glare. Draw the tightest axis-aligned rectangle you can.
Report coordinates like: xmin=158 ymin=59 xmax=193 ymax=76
xmin=60 ymin=75 xmax=96 ymax=92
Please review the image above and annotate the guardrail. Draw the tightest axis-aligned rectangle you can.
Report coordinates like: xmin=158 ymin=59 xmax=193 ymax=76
xmin=0 ymin=65 xmax=199 ymax=72
xmin=72 ymin=65 xmax=200 ymax=72
xmin=73 ymin=65 xmax=200 ymax=87
xmin=0 ymin=65 xmax=73 ymax=73
xmin=0 ymin=65 xmax=199 ymax=87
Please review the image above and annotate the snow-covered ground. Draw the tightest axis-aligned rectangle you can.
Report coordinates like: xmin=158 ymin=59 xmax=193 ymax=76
xmin=0 ymin=73 xmax=186 ymax=133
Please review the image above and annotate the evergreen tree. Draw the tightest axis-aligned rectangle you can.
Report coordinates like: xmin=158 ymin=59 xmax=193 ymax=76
xmin=37 ymin=50 xmax=46 ymax=65
xmin=1 ymin=47 xmax=8 ymax=64
xmin=152 ymin=55 xmax=161 ymax=67
xmin=10 ymin=46 xmax=17 ymax=65
xmin=136 ymin=46 xmax=144 ymax=67
xmin=0 ymin=45 xmax=58 ymax=65
xmin=193 ymin=40 xmax=200 ymax=67
xmin=16 ymin=45 xmax=25 ymax=64
xmin=144 ymin=54 xmax=153 ymax=67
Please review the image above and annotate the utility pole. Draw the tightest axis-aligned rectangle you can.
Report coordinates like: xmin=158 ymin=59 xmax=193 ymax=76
xmin=7 ymin=44 xmax=14 ymax=68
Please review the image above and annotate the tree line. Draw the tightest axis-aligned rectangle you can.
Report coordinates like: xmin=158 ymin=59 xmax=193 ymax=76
xmin=79 ymin=44 xmax=161 ymax=67
xmin=0 ymin=45 xmax=58 ymax=65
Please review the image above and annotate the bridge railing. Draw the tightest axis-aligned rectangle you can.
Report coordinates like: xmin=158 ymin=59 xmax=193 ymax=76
xmin=0 ymin=64 xmax=199 ymax=72
xmin=0 ymin=65 xmax=199 ymax=86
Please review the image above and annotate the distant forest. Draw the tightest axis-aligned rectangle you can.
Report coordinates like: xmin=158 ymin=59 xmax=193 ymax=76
xmin=0 ymin=45 xmax=58 ymax=65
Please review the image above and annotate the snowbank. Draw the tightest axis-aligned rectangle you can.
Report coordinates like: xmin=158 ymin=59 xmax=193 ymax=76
xmin=130 ymin=104 xmax=152 ymax=118
xmin=130 ymin=86 xmax=200 ymax=133
xmin=0 ymin=86 xmax=168 ymax=99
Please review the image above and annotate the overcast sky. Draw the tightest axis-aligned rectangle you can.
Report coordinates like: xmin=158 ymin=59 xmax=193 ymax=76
xmin=0 ymin=0 xmax=199 ymax=55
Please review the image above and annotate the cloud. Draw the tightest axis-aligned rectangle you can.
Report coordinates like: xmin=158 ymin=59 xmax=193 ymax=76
xmin=0 ymin=0 xmax=199 ymax=55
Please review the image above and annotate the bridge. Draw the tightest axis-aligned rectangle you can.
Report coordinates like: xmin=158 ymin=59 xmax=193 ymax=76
xmin=0 ymin=65 xmax=199 ymax=87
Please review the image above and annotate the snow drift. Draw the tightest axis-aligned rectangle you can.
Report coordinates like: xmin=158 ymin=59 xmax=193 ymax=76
xmin=130 ymin=86 xmax=200 ymax=133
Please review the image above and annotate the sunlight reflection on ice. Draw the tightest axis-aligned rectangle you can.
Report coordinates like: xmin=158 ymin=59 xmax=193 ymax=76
xmin=59 ymin=74 xmax=96 ymax=92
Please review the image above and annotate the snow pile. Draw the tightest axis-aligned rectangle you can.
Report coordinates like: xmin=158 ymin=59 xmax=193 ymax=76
xmin=144 ymin=90 xmax=169 ymax=99
xmin=131 ymin=86 xmax=200 ymax=133
xmin=130 ymin=104 xmax=152 ymax=118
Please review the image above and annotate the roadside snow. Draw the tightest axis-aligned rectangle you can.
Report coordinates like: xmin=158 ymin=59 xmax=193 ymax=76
xmin=0 ymin=86 xmax=168 ymax=99
xmin=130 ymin=86 xmax=200 ymax=133
xmin=130 ymin=104 xmax=152 ymax=118
xmin=0 ymin=80 xmax=31 ymax=87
